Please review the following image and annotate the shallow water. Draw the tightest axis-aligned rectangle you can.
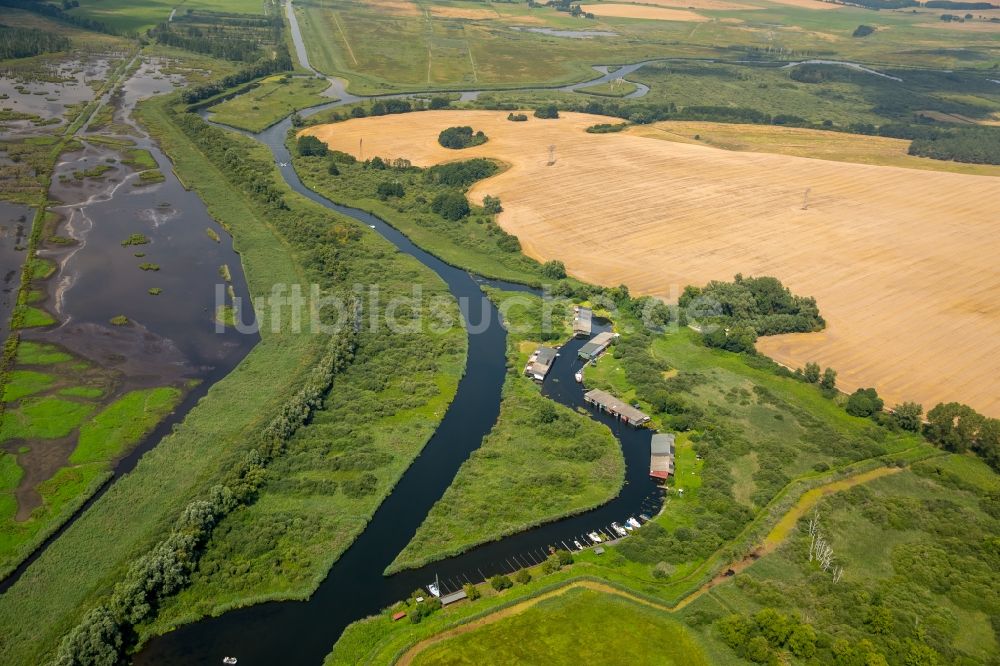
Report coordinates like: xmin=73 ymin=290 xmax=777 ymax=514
xmin=511 ymin=26 xmax=618 ymax=38
xmin=0 ymin=201 xmax=31 ymax=336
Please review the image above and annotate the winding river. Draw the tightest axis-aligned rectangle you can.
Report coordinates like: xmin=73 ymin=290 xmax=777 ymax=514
xmin=136 ymin=34 xmax=666 ymax=663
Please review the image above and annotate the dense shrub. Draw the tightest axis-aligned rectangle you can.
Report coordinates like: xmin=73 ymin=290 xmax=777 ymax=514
xmin=297 ymin=135 xmax=328 ymax=157
xmin=376 ymin=180 xmax=404 ymax=199
xmin=540 ymin=260 xmax=566 ymax=280
xmin=426 ymin=159 xmax=498 ymax=187
xmin=490 ymin=574 xmax=512 ymax=591
xmin=431 ymin=191 xmax=471 ymax=220
xmin=482 ymin=195 xmax=502 ymax=214
xmin=852 ymin=24 xmax=876 ymax=37
xmin=846 ymin=388 xmax=884 ymax=417
xmin=507 ymin=112 xmax=528 ymax=122
xmin=438 ymin=125 xmax=488 ymax=149
xmin=534 ymin=105 xmax=559 ymax=119
xmin=680 ymin=274 xmax=824 ymax=340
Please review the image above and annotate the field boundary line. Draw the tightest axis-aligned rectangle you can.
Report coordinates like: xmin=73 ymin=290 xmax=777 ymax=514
xmin=331 ymin=11 xmax=357 ymax=65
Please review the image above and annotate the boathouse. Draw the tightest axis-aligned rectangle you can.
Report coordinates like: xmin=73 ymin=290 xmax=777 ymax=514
xmin=584 ymin=388 xmax=650 ymax=426
xmin=650 ymin=433 xmax=676 ymax=481
xmin=440 ymin=589 xmax=468 ymax=606
xmin=578 ymin=331 xmax=614 ymax=360
xmin=573 ymin=307 xmax=592 ymax=338
xmin=524 ymin=346 xmax=557 ymax=381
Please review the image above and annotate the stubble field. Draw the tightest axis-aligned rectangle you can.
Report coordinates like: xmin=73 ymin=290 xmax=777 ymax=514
xmin=301 ymin=110 xmax=1000 ymax=417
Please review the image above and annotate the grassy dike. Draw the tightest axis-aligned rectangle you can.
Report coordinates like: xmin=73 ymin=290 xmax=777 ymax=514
xmin=386 ymin=287 xmax=624 ymax=574
xmin=0 ymin=94 xmax=326 ymax=665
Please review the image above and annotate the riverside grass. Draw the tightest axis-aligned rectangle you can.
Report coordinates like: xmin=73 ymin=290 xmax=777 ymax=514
xmin=207 ymin=74 xmax=332 ymax=133
xmin=387 ymin=287 xmax=624 ymax=574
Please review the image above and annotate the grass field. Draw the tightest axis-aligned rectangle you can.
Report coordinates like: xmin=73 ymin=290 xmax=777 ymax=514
xmin=67 ymin=0 xmax=267 ymax=33
xmin=408 ymin=586 xmax=710 ymax=666
xmin=302 ymin=109 xmax=1000 ymax=417
xmin=685 ymin=456 xmax=1000 ymax=663
xmin=208 ymin=74 xmax=333 ymax=132
xmin=387 ymin=288 xmax=623 ymax=574
xmin=291 ymin=0 xmax=999 ymax=94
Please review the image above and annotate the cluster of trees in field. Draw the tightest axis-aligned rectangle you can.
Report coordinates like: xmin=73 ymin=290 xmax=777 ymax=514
xmin=852 ymin=24 xmax=876 ymax=37
xmin=908 ymin=126 xmax=1000 ymax=165
xmin=717 ymin=608 xmax=820 ymax=662
xmin=924 ymin=402 xmax=1000 ymax=470
xmin=55 ymin=327 xmax=358 ymax=665
xmin=925 ymin=0 xmax=997 ymax=7
xmin=148 ymin=10 xmax=282 ymax=61
xmin=832 ymin=0 xmax=917 ymax=8
xmin=0 ymin=0 xmax=112 ymax=35
xmin=180 ymin=47 xmax=293 ymax=105
xmin=437 ymin=125 xmax=487 ymax=149
xmin=0 ymin=24 xmax=71 ymax=59
xmin=679 ymin=275 xmax=824 ymax=354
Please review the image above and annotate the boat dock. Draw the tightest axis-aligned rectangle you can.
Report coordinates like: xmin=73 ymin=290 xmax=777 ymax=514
xmin=578 ymin=331 xmax=615 ymax=360
xmin=650 ymin=433 xmax=675 ymax=481
xmin=583 ymin=388 xmax=650 ymax=426
xmin=524 ymin=346 xmax=557 ymax=381
xmin=573 ymin=307 xmax=592 ymax=338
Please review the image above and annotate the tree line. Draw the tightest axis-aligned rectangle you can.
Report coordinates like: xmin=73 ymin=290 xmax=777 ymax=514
xmin=0 ymin=23 xmax=71 ymax=59
xmin=180 ymin=47 xmax=293 ymax=105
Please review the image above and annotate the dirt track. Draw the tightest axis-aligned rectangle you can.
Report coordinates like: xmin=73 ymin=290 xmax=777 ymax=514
xmin=302 ymin=111 xmax=1000 ymax=417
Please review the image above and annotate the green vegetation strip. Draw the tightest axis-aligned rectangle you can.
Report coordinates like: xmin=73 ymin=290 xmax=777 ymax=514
xmin=388 ymin=288 xmax=623 ymax=574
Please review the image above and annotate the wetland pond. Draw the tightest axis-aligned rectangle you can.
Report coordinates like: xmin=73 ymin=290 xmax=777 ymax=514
xmin=0 ymin=58 xmax=257 ymax=589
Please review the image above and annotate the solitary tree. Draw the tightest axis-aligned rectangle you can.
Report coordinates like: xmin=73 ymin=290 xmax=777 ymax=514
xmin=820 ymin=367 xmax=837 ymax=391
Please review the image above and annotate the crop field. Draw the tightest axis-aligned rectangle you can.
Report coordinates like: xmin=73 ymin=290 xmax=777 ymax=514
xmin=303 ymin=110 xmax=1000 ymax=417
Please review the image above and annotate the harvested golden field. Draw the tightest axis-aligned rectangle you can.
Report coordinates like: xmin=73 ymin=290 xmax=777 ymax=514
xmin=360 ymin=0 xmax=419 ymax=15
xmin=302 ymin=111 xmax=1000 ymax=416
xmin=630 ymin=121 xmax=1000 ymax=176
xmin=429 ymin=5 xmax=500 ymax=19
xmin=630 ymin=0 xmax=759 ymax=10
xmin=760 ymin=0 xmax=840 ymax=9
xmin=579 ymin=4 xmax=708 ymax=20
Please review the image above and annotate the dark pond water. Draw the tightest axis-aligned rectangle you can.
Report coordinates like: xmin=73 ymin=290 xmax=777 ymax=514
xmin=0 ymin=201 xmax=31 ymax=339
xmin=0 ymin=60 xmax=259 ymax=593
xmin=135 ymin=110 xmax=664 ymax=665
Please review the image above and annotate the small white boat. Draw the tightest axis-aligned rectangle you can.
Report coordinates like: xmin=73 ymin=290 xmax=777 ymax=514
xmin=574 ymin=371 xmax=583 ymax=383
xmin=627 ymin=517 xmax=641 ymax=529
xmin=612 ymin=522 xmax=628 ymax=537
xmin=588 ymin=531 xmax=602 ymax=543
xmin=223 ymin=658 xmax=238 ymax=665
xmin=427 ymin=582 xmax=441 ymax=598
xmin=369 ymin=224 xmax=376 ymax=229
xmin=573 ymin=539 xmax=584 ymax=550
xmin=639 ymin=513 xmax=651 ymax=522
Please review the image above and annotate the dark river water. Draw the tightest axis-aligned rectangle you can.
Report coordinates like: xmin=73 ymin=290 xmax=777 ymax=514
xmin=135 ymin=103 xmax=664 ymax=664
